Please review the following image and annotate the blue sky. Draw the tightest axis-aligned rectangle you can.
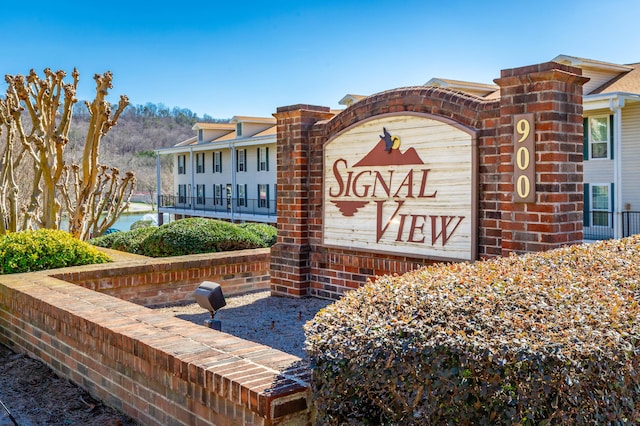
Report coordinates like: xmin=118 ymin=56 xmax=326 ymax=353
xmin=2 ymin=0 xmax=639 ymax=119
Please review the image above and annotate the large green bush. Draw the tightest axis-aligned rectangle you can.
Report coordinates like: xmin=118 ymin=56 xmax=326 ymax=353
xmin=91 ymin=218 xmax=276 ymax=257
xmin=90 ymin=226 xmax=156 ymax=255
xmin=0 ymin=229 xmax=111 ymax=274
xmin=238 ymin=222 xmax=277 ymax=246
xmin=305 ymin=236 xmax=640 ymax=425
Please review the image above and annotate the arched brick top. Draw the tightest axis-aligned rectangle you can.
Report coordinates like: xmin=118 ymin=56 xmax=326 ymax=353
xmin=325 ymin=86 xmax=500 ymax=137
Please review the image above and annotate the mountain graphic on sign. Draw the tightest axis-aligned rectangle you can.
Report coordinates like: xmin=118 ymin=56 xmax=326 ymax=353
xmin=331 ymin=129 xmax=427 ymax=217
xmin=353 ymin=139 xmax=425 ymax=167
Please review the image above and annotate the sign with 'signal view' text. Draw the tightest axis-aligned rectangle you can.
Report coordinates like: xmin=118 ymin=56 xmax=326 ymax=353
xmin=323 ymin=114 xmax=475 ymax=261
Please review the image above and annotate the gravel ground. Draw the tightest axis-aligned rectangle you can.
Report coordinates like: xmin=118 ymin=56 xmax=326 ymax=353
xmin=152 ymin=290 xmax=333 ymax=359
xmin=1 ymin=290 xmax=333 ymax=425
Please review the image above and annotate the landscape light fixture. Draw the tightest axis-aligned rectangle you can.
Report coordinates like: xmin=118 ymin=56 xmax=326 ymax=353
xmin=192 ymin=281 xmax=226 ymax=331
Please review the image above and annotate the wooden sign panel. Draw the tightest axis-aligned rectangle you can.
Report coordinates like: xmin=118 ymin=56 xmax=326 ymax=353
xmin=323 ymin=114 xmax=475 ymax=261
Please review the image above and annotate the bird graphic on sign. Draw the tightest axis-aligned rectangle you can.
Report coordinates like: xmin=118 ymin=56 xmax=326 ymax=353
xmin=380 ymin=127 xmax=401 ymax=152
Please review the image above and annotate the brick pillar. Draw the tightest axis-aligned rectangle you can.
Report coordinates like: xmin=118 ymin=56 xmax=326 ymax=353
xmin=270 ymin=105 xmax=334 ymax=297
xmin=495 ymin=62 xmax=589 ymax=255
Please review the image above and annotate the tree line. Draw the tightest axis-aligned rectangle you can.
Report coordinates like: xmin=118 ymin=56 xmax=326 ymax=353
xmin=66 ymin=102 xmax=228 ymax=205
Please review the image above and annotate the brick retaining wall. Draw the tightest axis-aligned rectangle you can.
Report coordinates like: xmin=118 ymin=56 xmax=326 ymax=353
xmin=0 ymin=250 xmax=312 ymax=425
xmin=53 ymin=248 xmax=271 ymax=306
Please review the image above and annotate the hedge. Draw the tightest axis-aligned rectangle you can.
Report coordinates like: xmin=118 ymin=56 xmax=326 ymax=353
xmin=304 ymin=236 xmax=640 ymax=425
xmin=0 ymin=229 xmax=111 ymax=274
xmin=91 ymin=218 xmax=276 ymax=257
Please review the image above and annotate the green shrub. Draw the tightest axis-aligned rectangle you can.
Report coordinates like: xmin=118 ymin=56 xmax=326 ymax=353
xmin=238 ymin=222 xmax=277 ymax=246
xmin=138 ymin=218 xmax=264 ymax=257
xmin=90 ymin=218 xmax=276 ymax=257
xmin=305 ymin=236 xmax=640 ymax=425
xmin=130 ymin=219 xmax=155 ymax=231
xmin=90 ymin=226 xmax=156 ymax=255
xmin=0 ymin=229 xmax=111 ymax=274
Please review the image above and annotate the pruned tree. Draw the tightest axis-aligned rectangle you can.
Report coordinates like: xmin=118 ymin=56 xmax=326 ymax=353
xmin=0 ymin=68 xmax=135 ymax=240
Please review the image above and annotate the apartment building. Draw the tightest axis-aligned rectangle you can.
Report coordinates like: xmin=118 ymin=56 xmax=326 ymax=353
xmin=155 ymin=116 xmax=276 ymax=223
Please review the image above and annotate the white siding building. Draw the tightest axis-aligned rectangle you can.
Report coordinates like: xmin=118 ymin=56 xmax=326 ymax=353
xmin=553 ymin=55 xmax=640 ymax=239
xmin=155 ymin=116 xmax=277 ymax=224
xmin=157 ymin=55 xmax=640 ymax=238
xmin=424 ymin=55 xmax=640 ymax=240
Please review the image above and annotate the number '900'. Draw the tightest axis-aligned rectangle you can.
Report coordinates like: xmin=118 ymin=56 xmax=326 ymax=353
xmin=513 ymin=115 xmax=535 ymax=202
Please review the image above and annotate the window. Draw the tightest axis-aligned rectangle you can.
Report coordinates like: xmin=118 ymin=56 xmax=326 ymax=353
xmin=196 ymin=153 xmax=205 ymax=174
xmin=257 ymin=147 xmax=269 ymax=171
xmin=177 ymin=155 xmax=186 ymax=174
xmin=214 ymin=184 xmax=223 ymax=206
xmin=258 ymin=184 xmax=269 ymax=208
xmin=198 ymin=129 xmax=203 ymax=142
xmin=213 ymin=151 xmax=223 ymax=173
xmin=236 ymin=149 xmax=247 ymax=172
xmin=236 ymin=122 xmax=242 ymax=137
xmin=588 ymin=116 xmax=611 ymax=160
xmin=237 ymin=184 xmax=247 ymax=207
xmin=196 ymin=184 xmax=205 ymax=205
xmin=591 ymin=184 xmax=611 ymax=227
xmin=226 ymin=184 xmax=232 ymax=210
xmin=178 ymin=184 xmax=187 ymax=204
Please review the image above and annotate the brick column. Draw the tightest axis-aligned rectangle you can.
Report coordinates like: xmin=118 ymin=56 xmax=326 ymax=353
xmin=270 ymin=105 xmax=334 ymax=297
xmin=495 ymin=62 xmax=589 ymax=255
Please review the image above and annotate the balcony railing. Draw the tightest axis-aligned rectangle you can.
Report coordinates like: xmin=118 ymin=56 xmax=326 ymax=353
xmin=158 ymin=195 xmax=277 ymax=218
xmin=584 ymin=211 xmax=640 ymax=240
xmin=622 ymin=211 xmax=640 ymax=238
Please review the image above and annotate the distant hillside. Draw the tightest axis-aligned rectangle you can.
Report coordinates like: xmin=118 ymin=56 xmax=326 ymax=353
xmin=66 ymin=102 xmax=228 ymax=199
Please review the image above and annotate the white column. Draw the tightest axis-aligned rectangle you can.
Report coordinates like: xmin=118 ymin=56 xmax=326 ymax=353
xmin=189 ymin=147 xmax=195 ymax=210
xmin=229 ymin=143 xmax=236 ymax=222
xmin=610 ymin=97 xmax=624 ymax=239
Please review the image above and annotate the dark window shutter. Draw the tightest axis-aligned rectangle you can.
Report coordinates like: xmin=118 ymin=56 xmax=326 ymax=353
xmin=220 ymin=152 xmax=222 ymax=173
xmin=584 ymin=183 xmax=590 ymax=227
xmin=266 ymin=147 xmax=269 ymax=171
xmin=583 ymin=117 xmax=589 ymax=160
xmin=609 ymin=182 xmax=616 ymax=212
xmin=257 ymin=148 xmax=261 ymax=171
xmin=266 ymin=184 xmax=270 ymax=208
xmin=609 ymin=115 xmax=614 ymax=160
xmin=244 ymin=149 xmax=247 ymax=171
xmin=244 ymin=184 xmax=248 ymax=206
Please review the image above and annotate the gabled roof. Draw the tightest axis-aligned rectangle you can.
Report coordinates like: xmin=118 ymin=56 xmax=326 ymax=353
xmin=552 ymin=55 xmax=640 ymax=96
xmin=338 ymin=94 xmax=367 ymax=107
xmin=253 ymin=126 xmax=277 ymax=137
xmin=174 ymin=135 xmax=197 ymax=147
xmin=192 ymin=122 xmax=235 ymax=131
xmin=552 ymin=55 xmax=633 ymax=73
xmin=162 ymin=115 xmax=276 ymax=152
xmin=425 ymin=78 xmax=499 ymax=99
xmin=231 ymin=116 xmax=276 ymax=124
xmin=590 ymin=63 xmax=640 ymax=95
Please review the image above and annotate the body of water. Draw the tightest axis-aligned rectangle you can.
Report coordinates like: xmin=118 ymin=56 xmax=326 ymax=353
xmin=110 ymin=212 xmax=172 ymax=231
xmin=61 ymin=212 xmax=173 ymax=232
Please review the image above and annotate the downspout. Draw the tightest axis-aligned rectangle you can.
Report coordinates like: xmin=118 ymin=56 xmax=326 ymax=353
xmin=190 ymin=147 xmax=195 ymax=211
xmin=610 ymin=97 xmax=624 ymax=238
xmin=229 ymin=142 xmax=236 ymax=222
xmin=155 ymin=152 xmax=163 ymax=225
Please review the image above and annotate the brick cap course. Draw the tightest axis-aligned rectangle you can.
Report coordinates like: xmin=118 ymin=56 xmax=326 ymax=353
xmin=275 ymin=104 xmax=331 ymax=114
